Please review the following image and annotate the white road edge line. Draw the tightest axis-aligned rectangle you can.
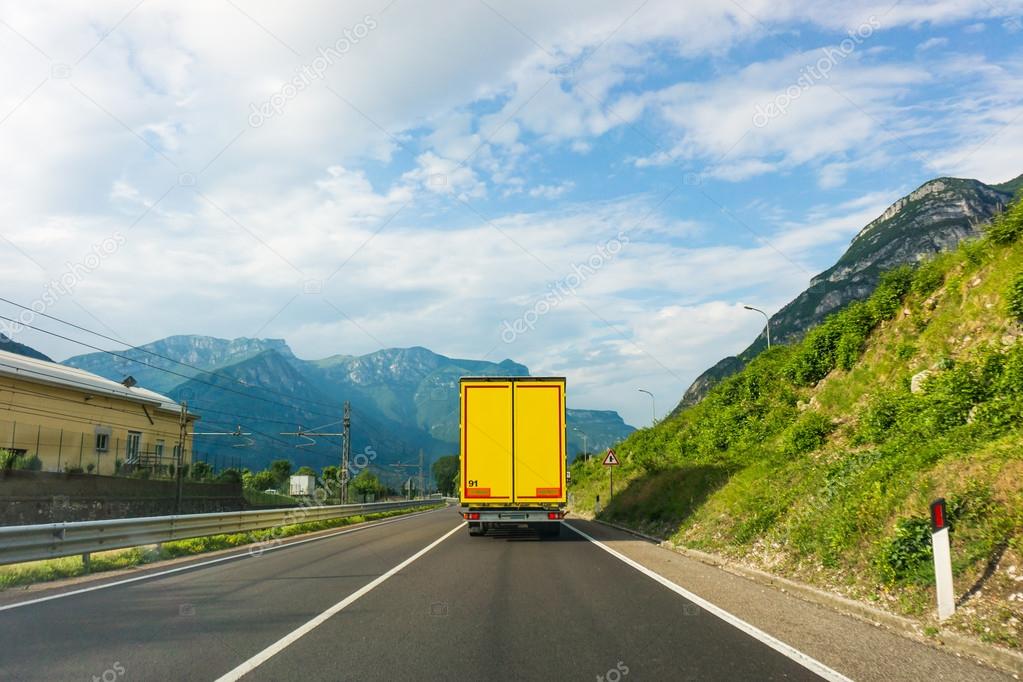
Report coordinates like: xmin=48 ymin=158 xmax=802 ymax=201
xmin=0 ymin=506 xmax=447 ymax=613
xmin=563 ymin=521 xmax=852 ymax=682
xmin=215 ymin=521 xmax=467 ymax=682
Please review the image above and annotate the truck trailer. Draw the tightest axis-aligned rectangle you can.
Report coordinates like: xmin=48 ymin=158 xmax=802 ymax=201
xmin=458 ymin=376 xmax=567 ymax=537
xmin=288 ymin=474 xmax=316 ymax=497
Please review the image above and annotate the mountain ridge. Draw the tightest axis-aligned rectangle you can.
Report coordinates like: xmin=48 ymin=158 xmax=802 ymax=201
xmin=60 ymin=336 xmax=634 ymax=475
xmin=674 ymin=172 xmax=1022 ymax=413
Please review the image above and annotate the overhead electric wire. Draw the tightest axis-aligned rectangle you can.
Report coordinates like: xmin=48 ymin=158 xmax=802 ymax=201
xmin=0 ymin=313 xmax=339 ymax=421
xmin=0 ymin=364 xmax=338 ymax=457
xmin=0 ymin=296 xmax=345 ymax=414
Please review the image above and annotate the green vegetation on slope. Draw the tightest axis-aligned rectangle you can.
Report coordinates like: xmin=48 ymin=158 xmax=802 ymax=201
xmin=572 ymin=197 xmax=1023 ymax=646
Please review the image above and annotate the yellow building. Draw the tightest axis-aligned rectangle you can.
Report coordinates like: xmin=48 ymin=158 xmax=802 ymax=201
xmin=0 ymin=349 xmax=198 ymax=476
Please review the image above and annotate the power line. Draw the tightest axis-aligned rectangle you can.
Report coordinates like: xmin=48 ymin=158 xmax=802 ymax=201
xmin=0 ymin=364 xmax=338 ymax=459
xmin=0 ymin=313 xmax=338 ymax=420
xmin=0 ymin=296 xmax=345 ymax=414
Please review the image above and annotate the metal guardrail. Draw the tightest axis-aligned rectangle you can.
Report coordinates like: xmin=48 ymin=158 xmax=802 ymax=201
xmin=0 ymin=499 xmax=438 ymax=566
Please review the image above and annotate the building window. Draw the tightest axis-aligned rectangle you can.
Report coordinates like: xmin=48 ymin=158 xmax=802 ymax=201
xmin=155 ymin=440 xmax=164 ymax=458
xmin=126 ymin=431 xmax=141 ymax=463
xmin=95 ymin=433 xmax=109 ymax=452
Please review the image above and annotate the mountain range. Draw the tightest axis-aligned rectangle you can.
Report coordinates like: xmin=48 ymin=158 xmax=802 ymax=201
xmin=674 ymin=172 xmax=1023 ymax=413
xmin=57 ymin=338 xmax=634 ymax=479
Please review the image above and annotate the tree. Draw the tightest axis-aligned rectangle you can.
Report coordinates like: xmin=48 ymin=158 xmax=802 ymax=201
xmin=216 ymin=468 xmax=243 ymax=484
xmin=295 ymin=465 xmax=316 ymax=476
xmin=190 ymin=461 xmax=212 ymax=480
xmin=244 ymin=470 xmax=277 ymax=491
xmin=431 ymin=455 xmax=459 ymax=496
xmin=351 ymin=469 xmax=382 ymax=502
xmin=269 ymin=459 xmax=293 ymax=484
xmin=321 ymin=465 xmax=339 ymax=488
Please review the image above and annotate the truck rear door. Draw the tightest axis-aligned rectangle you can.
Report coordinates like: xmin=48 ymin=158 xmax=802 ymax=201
xmin=461 ymin=380 xmax=513 ymax=502
xmin=512 ymin=379 xmax=566 ymax=504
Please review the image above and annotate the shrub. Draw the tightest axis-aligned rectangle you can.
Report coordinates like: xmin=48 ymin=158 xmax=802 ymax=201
xmin=875 ymin=515 xmax=932 ymax=584
xmin=782 ymin=411 xmax=834 ymax=455
xmin=1007 ymin=271 xmax=1023 ymax=322
xmin=986 ymin=199 xmax=1023 ymax=245
xmin=911 ymin=258 xmax=946 ymax=298
xmin=216 ymin=467 xmax=243 ymax=484
xmin=869 ymin=266 xmax=914 ymax=320
xmin=855 ymin=391 xmax=905 ymax=444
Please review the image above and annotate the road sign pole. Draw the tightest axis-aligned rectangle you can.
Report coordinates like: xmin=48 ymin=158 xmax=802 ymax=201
xmin=930 ymin=498 xmax=955 ymax=620
xmin=602 ymin=448 xmax=619 ymax=502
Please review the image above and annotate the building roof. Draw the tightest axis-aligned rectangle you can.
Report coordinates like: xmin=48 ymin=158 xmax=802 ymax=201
xmin=0 ymin=349 xmax=192 ymax=416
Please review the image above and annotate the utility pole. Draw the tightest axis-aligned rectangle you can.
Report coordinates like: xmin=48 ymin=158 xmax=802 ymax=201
xmin=280 ymin=412 xmax=347 ymax=502
xmin=342 ymin=401 xmax=351 ymax=504
xmin=391 ymin=461 xmax=418 ymax=500
xmin=418 ymin=448 xmax=424 ymax=500
xmin=175 ymin=401 xmax=187 ymax=515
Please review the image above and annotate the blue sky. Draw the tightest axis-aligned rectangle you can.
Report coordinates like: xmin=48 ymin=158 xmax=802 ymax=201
xmin=1 ymin=1 xmax=1022 ymax=426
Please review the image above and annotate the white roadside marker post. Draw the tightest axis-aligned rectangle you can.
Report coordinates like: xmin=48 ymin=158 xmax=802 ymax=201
xmin=930 ymin=498 xmax=955 ymax=621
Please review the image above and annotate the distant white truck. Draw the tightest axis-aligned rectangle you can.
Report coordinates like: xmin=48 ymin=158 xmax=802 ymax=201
xmin=288 ymin=474 xmax=316 ymax=497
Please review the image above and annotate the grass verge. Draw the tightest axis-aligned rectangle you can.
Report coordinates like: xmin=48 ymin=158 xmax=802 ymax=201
xmin=0 ymin=504 xmax=442 ymax=591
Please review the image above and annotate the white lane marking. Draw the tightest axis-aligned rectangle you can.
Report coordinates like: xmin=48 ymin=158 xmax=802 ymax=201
xmin=0 ymin=507 xmax=448 ymax=613
xmin=563 ymin=521 xmax=852 ymax=682
xmin=215 ymin=522 xmax=466 ymax=681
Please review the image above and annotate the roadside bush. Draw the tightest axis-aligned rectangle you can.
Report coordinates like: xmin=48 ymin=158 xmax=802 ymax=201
xmin=0 ymin=452 xmax=43 ymax=471
xmin=875 ymin=515 xmax=932 ymax=584
xmin=782 ymin=411 xmax=834 ymax=455
xmin=869 ymin=266 xmax=914 ymax=319
xmin=216 ymin=467 xmax=243 ymax=484
xmin=987 ymin=199 xmax=1023 ymax=245
xmin=911 ymin=258 xmax=946 ymax=298
xmin=1007 ymin=270 xmax=1023 ymax=321
xmin=786 ymin=268 xmax=913 ymax=386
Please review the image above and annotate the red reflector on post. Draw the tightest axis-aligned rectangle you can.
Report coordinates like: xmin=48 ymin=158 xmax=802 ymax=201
xmin=930 ymin=498 xmax=947 ymax=532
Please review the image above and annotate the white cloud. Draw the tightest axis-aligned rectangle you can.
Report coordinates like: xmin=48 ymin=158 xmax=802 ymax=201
xmin=3 ymin=0 xmax=1023 ymax=425
xmin=917 ymin=37 xmax=950 ymax=50
xmin=529 ymin=181 xmax=575 ymax=199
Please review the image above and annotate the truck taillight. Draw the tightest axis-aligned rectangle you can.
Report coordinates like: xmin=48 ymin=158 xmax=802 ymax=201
xmin=547 ymin=512 xmax=563 ymax=520
xmin=463 ymin=512 xmax=480 ymax=520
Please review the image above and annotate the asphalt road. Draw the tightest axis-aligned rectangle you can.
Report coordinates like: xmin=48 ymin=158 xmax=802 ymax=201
xmin=0 ymin=507 xmax=1008 ymax=681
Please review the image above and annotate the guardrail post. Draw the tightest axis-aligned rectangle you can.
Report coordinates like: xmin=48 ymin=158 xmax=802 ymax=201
xmin=82 ymin=552 xmax=91 ymax=574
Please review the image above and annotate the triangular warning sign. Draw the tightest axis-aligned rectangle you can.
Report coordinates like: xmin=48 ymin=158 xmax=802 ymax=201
xmin=602 ymin=449 xmax=620 ymax=466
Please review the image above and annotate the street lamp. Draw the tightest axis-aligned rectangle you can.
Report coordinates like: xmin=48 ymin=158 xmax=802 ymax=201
xmin=743 ymin=305 xmax=771 ymax=349
xmin=569 ymin=426 xmax=589 ymax=460
xmin=637 ymin=389 xmax=656 ymax=425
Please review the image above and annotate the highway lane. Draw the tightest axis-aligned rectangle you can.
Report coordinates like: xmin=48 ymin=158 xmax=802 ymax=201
xmin=0 ymin=506 xmax=840 ymax=681
xmin=246 ymin=518 xmax=831 ymax=682
xmin=0 ymin=507 xmax=461 ymax=681
xmin=10 ymin=506 xmax=987 ymax=681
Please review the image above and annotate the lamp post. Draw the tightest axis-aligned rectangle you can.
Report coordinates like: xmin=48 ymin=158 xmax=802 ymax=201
xmin=637 ymin=389 xmax=656 ymax=425
xmin=572 ymin=427 xmax=589 ymax=461
xmin=743 ymin=305 xmax=771 ymax=349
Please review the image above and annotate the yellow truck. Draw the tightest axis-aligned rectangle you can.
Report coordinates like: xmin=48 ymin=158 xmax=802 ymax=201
xmin=459 ymin=376 xmax=567 ymax=537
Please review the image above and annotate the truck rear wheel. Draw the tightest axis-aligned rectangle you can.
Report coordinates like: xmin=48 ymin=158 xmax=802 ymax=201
xmin=468 ymin=522 xmax=484 ymax=536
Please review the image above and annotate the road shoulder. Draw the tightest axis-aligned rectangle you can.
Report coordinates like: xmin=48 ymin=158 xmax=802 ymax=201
xmin=568 ymin=518 xmax=1017 ymax=682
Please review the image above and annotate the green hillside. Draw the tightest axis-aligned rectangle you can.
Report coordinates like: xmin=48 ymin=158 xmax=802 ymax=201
xmin=571 ymin=197 xmax=1023 ymax=646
